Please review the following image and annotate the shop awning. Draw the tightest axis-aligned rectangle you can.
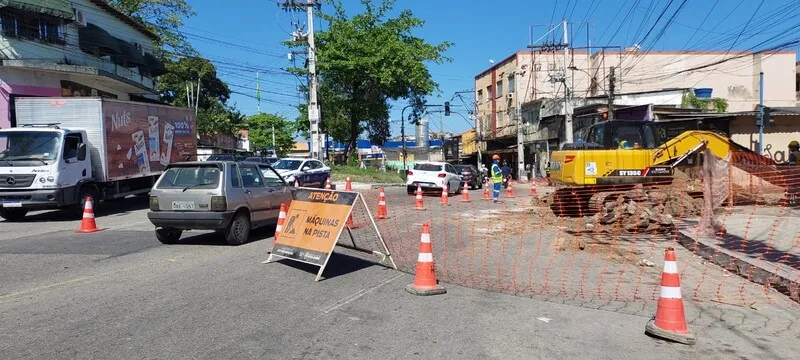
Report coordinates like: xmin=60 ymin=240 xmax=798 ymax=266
xmin=78 ymin=23 xmax=121 ymax=56
xmin=111 ymin=39 xmax=146 ymax=67
xmin=0 ymin=0 xmax=76 ymax=20
xmin=141 ymin=52 xmax=167 ymax=77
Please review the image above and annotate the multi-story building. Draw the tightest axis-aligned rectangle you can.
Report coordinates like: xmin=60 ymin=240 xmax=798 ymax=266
xmin=0 ymin=0 xmax=165 ymax=129
xmin=474 ymin=49 xmax=798 ymax=175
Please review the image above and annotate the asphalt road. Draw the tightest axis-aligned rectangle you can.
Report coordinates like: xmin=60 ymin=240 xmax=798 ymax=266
xmin=1 ymin=195 xmax=799 ymax=359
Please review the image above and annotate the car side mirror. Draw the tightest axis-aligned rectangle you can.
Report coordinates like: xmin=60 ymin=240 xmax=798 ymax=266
xmin=301 ymin=166 xmax=310 ymax=171
xmin=77 ymin=143 xmax=87 ymax=161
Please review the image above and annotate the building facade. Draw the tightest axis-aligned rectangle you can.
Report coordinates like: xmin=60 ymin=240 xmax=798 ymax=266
xmin=0 ymin=0 xmax=165 ymax=129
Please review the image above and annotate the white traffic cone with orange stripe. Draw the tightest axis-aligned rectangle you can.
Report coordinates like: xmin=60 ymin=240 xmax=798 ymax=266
xmin=376 ymin=187 xmax=389 ymax=219
xmin=325 ymin=177 xmax=332 ymax=190
xmin=529 ymin=181 xmax=537 ymax=196
xmin=440 ymin=181 xmax=449 ymax=206
xmin=345 ymin=176 xmax=352 ymax=191
xmin=506 ymin=179 xmax=515 ymax=197
xmin=76 ymin=195 xmax=100 ymax=233
xmin=645 ymin=247 xmax=696 ymax=345
xmin=482 ymin=180 xmax=491 ymax=201
xmin=460 ymin=181 xmax=471 ymax=202
xmin=414 ymin=184 xmax=426 ymax=211
xmin=272 ymin=203 xmax=288 ymax=247
xmin=406 ymin=222 xmax=446 ymax=296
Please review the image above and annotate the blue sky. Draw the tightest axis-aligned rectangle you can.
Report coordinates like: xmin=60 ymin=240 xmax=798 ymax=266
xmin=181 ymin=0 xmax=799 ymax=138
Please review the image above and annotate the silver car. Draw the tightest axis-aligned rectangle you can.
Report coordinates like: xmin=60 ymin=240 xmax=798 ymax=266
xmin=147 ymin=161 xmax=293 ymax=245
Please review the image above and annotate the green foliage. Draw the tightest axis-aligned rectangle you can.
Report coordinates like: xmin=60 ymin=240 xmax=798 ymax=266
xmin=288 ymin=0 xmax=452 ymax=159
xmin=681 ymin=91 xmax=729 ymax=113
xmin=108 ymin=0 xmax=196 ymax=56
xmin=330 ymin=165 xmax=405 ymax=183
xmin=246 ymin=113 xmax=296 ymax=156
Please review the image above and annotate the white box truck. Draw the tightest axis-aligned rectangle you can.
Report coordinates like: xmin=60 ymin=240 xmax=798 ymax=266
xmin=0 ymin=98 xmax=197 ymax=221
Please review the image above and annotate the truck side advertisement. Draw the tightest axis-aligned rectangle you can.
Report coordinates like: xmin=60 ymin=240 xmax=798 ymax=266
xmin=104 ymin=101 xmax=196 ymax=179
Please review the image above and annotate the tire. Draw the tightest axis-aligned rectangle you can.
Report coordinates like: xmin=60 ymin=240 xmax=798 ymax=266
xmin=71 ymin=187 xmax=98 ymax=219
xmin=225 ymin=211 xmax=251 ymax=245
xmin=155 ymin=228 xmax=182 ymax=244
xmin=0 ymin=208 xmax=28 ymax=222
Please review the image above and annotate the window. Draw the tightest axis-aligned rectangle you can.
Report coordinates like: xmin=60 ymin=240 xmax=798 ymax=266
xmin=611 ymin=124 xmax=644 ymax=149
xmin=0 ymin=8 xmax=64 ymax=45
xmin=486 ymin=86 xmax=493 ymax=99
xmin=258 ymin=165 xmax=286 ymax=186
xmin=477 ymin=90 xmax=483 ymax=103
xmin=230 ymin=164 xmax=242 ymax=188
xmin=239 ymin=165 xmax=264 ymax=187
xmin=445 ymin=164 xmax=457 ymax=174
xmin=497 ymin=112 xmax=504 ymax=128
xmin=157 ymin=166 xmax=221 ymax=189
xmin=508 ymin=75 xmax=515 ymax=93
xmin=413 ymin=163 xmax=442 ymax=172
xmin=62 ymin=133 xmax=83 ymax=160
xmin=496 ymin=80 xmax=503 ymax=97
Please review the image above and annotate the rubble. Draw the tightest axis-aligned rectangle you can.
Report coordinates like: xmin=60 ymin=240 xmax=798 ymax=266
xmin=584 ymin=188 xmax=703 ymax=234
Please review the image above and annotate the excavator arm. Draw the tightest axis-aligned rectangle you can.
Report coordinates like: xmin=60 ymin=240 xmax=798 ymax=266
xmin=650 ymin=130 xmax=758 ymax=167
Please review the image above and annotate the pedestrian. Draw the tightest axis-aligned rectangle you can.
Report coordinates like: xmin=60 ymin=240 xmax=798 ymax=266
xmin=501 ymin=161 xmax=511 ymax=181
xmin=491 ymin=154 xmax=503 ymax=202
xmin=788 ymin=140 xmax=800 ymax=166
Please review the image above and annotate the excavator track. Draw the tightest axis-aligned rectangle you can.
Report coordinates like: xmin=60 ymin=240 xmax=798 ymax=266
xmin=550 ymin=186 xmax=640 ymax=217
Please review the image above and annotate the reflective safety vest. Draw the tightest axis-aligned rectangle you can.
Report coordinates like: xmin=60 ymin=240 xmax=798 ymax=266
xmin=491 ymin=164 xmax=503 ymax=183
xmin=789 ymin=150 xmax=800 ymax=166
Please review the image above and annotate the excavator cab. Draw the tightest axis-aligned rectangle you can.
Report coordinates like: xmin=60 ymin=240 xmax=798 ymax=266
xmin=567 ymin=120 xmax=660 ymax=151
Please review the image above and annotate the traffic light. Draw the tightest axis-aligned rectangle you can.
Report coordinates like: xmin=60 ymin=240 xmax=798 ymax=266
xmin=444 ymin=101 xmax=450 ymax=116
xmin=757 ymin=105 xmax=772 ymax=126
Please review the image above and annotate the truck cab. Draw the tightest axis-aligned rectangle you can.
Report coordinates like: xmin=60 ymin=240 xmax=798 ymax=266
xmin=0 ymin=124 xmax=91 ymax=220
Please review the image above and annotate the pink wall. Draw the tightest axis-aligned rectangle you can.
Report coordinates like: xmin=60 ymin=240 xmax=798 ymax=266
xmin=0 ymin=82 xmax=62 ymax=129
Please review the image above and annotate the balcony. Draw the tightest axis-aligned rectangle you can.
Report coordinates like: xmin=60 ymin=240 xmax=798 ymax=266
xmin=2 ymin=56 xmax=155 ymax=93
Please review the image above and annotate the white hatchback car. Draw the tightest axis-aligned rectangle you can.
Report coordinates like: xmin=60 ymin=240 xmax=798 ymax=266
xmin=406 ymin=162 xmax=463 ymax=195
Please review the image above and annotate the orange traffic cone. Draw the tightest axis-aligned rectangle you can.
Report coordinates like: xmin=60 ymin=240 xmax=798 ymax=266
xmin=482 ymin=180 xmax=491 ymax=200
xmin=529 ymin=181 xmax=537 ymax=196
xmin=506 ymin=179 xmax=515 ymax=198
xmin=645 ymin=247 xmax=696 ymax=345
xmin=460 ymin=181 xmax=471 ymax=202
xmin=271 ymin=202 xmax=288 ymax=248
xmin=76 ymin=195 xmax=101 ymax=233
xmin=440 ymin=181 xmax=449 ymax=206
xmin=414 ymin=184 xmax=426 ymax=211
xmin=406 ymin=222 xmax=446 ymax=296
xmin=376 ymin=187 xmax=389 ymax=219
xmin=345 ymin=176 xmax=352 ymax=191
xmin=325 ymin=177 xmax=332 ymax=190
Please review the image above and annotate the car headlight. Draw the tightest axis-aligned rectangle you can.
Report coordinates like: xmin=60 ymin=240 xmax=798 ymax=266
xmin=47 ymin=176 xmax=55 ymax=183
xmin=39 ymin=177 xmax=46 ymax=183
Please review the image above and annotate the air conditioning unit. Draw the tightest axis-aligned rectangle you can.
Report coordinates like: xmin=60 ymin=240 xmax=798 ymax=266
xmin=506 ymin=93 xmax=514 ymax=100
xmin=74 ymin=9 xmax=87 ymax=26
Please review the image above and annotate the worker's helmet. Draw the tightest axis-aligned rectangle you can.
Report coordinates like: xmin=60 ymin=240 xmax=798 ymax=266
xmin=790 ymin=140 xmax=800 ymax=149
xmin=492 ymin=154 xmax=501 ymax=160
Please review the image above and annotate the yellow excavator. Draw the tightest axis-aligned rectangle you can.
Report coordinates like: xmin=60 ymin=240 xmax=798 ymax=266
xmin=547 ymin=120 xmax=773 ymax=215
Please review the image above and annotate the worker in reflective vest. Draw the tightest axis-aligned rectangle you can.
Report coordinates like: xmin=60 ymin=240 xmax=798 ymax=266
xmin=491 ymin=154 xmax=503 ymax=202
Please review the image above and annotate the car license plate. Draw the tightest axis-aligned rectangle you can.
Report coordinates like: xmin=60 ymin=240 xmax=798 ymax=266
xmin=171 ymin=201 xmax=195 ymax=210
xmin=2 ymin=201 xmax=22 ymax=208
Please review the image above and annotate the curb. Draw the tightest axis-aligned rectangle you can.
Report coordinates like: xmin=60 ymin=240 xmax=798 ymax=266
xmin=675 ymin=230 xmax=800 ymax=303
xmin=370 ymin=183 xmax=406 ymax=189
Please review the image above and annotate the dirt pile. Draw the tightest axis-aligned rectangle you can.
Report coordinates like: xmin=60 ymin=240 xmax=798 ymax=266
xmin=583 ymin=187 xmax=703 ymax=234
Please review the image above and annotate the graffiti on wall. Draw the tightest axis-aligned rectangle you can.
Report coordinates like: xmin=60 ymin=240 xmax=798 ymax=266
xmin=751 ymin=139 xmax=788 ymax=163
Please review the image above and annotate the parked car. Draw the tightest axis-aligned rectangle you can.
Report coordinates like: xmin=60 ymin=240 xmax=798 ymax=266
xmin=147 ymin=161 xmax=293 ymax=245
xmin=271 ymin=157 xmax=330 ymax=188
xmin=243 ymin=156 xmax=279 ymax=164
xmin=406 ymin=162 xmax=463 ymax=195
xmin=454 ymin=164 xmax=483 ymax=190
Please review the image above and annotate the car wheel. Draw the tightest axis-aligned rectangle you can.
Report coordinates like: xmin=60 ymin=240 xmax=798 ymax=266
xmin=155 ymin=228 xmax=182 ymax=244
xmin=225 ymin=211 xmax=251 ymax=245
xmin=0 ymin=208 xmax=28 ymax=222
xmin=71 ymin=187 xmax=99 ymax=219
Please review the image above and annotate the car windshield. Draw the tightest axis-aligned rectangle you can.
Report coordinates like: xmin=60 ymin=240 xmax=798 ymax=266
xmin=272 ymin=159 xmax=302 ymax=170
xmin=157 ymin=166 xmax=221 ymax=189
xmin=259 ymin=166 xmax=286 ymax=186
xmin=413 ymin=163 xmax=442 ymax=172
xmin=244 ymin=157 xmax=263 ymax=162
xmin=454 ymin=165 xmax=471 ymax=172
xmin=0 ymin=131 xmax=61 ymax=163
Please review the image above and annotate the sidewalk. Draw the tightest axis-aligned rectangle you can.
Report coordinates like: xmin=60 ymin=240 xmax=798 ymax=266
xmin=676 ymin=206 xmax=800 ymax=302
xmin=332 ymin=181 xmax=405 ymax=190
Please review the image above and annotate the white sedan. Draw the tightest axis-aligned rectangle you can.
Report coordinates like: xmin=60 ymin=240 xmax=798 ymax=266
xmin=270 ymin=158 xmax=331 ymax=188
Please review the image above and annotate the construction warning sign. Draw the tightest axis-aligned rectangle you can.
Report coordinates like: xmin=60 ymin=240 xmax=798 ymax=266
xmin=271 ymin=189 xmax=358 ymax=266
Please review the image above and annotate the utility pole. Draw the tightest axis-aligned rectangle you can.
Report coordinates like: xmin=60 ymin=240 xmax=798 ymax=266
xmin=256 ymin=71 xmax=261 ymax=113
xmin=272 ymin=124 xmax=276 ymax=156
xmin=608 ymin=66 xmax=615 ymax=120
xmin=281 ymin=0 xmax=322 ymax=160
xmin=562 ymin=19 xmax=572 ymax=143
xmin=515 ymin=69 xmax=527 ymax=182
xmin=758 ymin=71 xmax=764 ymax=154
xmin=195 ymin=78 xmax=201 ymax=116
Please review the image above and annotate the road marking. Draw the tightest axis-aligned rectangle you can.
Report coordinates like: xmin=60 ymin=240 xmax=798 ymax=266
xmin=537 ymin=317 xmax=552 ymax=323
xmin=0 ymin=275 xmax=97 ymax=303
xmin=321 ymin=273 xmax=405 ymax=314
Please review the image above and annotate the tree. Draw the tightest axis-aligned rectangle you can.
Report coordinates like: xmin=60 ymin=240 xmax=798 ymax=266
xmin=108 ymin=0 xmax=196 ymax=56
xmin=288 ymin=0 xmax=451 ymax=161
xmin=247 ymin=113 xmax=296 ymax=156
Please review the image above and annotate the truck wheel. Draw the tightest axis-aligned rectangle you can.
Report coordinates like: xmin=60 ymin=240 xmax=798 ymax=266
xmin=225 ymin=211 xmax=251 ymax=245
xmin=72 ymin=187 xmax=99 ymax=219
xmin=155 ymin=228 xmax=182 ymax=244
xmin=0 ymin=208 xmax=28 ymax=222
